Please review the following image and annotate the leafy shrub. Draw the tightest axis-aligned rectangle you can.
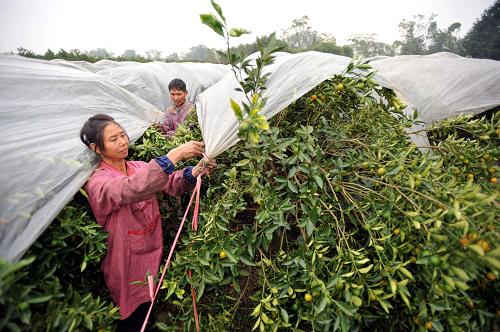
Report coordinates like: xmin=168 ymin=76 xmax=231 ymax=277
xmin=125 ymin=66 xmax=499 ymax=332
xmin=0 ymin=200 xmax=119 ymax=331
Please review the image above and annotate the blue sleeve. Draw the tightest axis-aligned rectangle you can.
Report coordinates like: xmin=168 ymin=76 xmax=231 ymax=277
xmin=183 ymin=166 xmax=197 ymax=185
xmin=154 ymin=156 xmax=174 ymax=174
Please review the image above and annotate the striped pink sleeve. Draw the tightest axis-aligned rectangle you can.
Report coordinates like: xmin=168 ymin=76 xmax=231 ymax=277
xmin=85 ymin=161 xmax=167 ymax=218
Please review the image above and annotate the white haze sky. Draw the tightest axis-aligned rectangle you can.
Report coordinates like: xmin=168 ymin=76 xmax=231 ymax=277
xmin=0 ymin=0 xmax=495 ymax=56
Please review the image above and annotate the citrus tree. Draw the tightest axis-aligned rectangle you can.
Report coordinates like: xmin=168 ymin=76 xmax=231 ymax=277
xmin=136 ymin=2 xmax=499 ymax=331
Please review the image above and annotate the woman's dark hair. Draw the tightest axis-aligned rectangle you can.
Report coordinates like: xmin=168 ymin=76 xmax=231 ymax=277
xmin=80 ymin=114 xmax=125 ymax=152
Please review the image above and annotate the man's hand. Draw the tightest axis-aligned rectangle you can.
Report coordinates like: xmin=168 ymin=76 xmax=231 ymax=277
xmin=166 ymin=141 xmax=205 ymax=165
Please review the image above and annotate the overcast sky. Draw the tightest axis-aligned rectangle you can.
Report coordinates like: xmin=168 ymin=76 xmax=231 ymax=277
xmin=0 ymin=0 xmax=495 ymax=57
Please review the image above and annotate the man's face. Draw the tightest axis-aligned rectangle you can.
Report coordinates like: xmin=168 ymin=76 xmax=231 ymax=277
xmin=170 ymin=89 xmax=188 ymax=108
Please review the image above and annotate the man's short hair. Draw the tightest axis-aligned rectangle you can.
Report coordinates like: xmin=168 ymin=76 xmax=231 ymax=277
xmin=168 ymin=78 xmax=187 ymax=92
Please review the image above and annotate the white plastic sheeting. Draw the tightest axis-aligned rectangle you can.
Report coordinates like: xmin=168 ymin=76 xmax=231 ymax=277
xmin=370 ymin=52 xmax=500 ymax=124
xmin=97 ymin=61 xmax=229 ymax=111
xmin=197 ymin=51 xmax=500 ymax=158
xmin=0 ymin=55 xmax=162 ymax=261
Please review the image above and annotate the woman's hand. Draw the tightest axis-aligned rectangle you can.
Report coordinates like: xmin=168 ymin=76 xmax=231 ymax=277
xmin=192 ymin=158 xmax=217 ymax=177
xmin=167 ymin=141 xmax=205 ymax=165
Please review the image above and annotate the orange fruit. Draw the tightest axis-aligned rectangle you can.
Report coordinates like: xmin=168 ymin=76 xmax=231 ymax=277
xmin=304 ymin=293 xmax=313 ymax=302
xmin=459 ymin=237 xmax=470 ymax=247
xmin=219 ymin=250 xmax=227 ymax=259
xmin=478 ymin=240 xmax=490 ymax=252
xmin=466 ymin=233 xmax=478 ymax=241
xmin=490 ymin=177 xmax=497 ymax=184
xmin=486 ymin=272 xmax=496 ymax=281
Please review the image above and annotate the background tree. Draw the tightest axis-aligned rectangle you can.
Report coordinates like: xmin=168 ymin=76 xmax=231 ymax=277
xmin=122 ymin=49 xmax=137 ymax=59
xmin=145 ymin=49 xmax=162 ymax=61
xmin=462 ymin=0 xmax=500 ymax=60
xmin=427 ymin=21 xmax=463 ymax=54
xmin=281 ymin=15 xmax=319 ymax=49
xmin=227 ymin=34 xmax=289 ymax=61
xmin=348 ymin=34 xmax=396 ymax=57
xmin=311 ymin=41 xmax=353 ymax=57
xmin=397 ymin=14 xmax=432 ymax=55
xmin=164 ymin=52 xmax=180 ymax=62
xmin=16 ymin=47 xmax=38 ymax=58
xmin=183 ymin=44 xmax=219 ymax=63
xmin=280 ymin=16 xmax=354 ymax=56
xmin=397 ymin=14 xmax=463 ymax=55
xmin=88 ymin=48 xmax=112 ymax=58
xmin=43 ymin=49 xmax=56 ymax=60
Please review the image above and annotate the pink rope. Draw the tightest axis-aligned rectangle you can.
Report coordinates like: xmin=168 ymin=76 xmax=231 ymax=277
xmin=141 ymin=159 xmax=208 ymax=332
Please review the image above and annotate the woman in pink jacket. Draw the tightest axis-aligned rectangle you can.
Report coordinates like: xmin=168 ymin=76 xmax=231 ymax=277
xmin=80 ymin=114 xmax=215 ymax=331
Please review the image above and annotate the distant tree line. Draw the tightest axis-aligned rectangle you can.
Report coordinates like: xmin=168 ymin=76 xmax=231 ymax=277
xmin=13 ymin=0 xmax=500 ymax=63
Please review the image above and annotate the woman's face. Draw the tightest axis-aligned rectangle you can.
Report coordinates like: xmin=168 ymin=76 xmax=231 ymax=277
xmin=97 ymin=123 xmax=129 ymax=160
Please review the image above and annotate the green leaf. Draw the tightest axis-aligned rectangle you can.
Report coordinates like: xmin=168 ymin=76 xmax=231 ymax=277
xmin=230 ymin=99 xmax=243 ymax=120
xmin=0 ymin=256 xmax=36 ymax=279
xmin=255 ymin=116 xmax=269 ymax=131
xmin=240 ymin=255 xmax=256 ymax=266
xmin=280 ymin=307 xmax=289 ymax=323
xmin=210 ymin=0 xmax=226 ymax=23
xmin=248 ymin=129 xmax=260 ymax=144
xmin=224 ymin=250 xmax=238 ymax=263
xmin=83 ymin=315 xmax=93 ymax=330
xmin=341 ymin=271 xmax=355 ymax=277
xmin=483 ymin=256 xmax=500 ymax=270
xmin=377 ymin=299 xmax=392 ymax=313
xmin=27 ymin=295 xmax=53 ymax=304
xmin=251 ymin=303 xmax=262 ymax=317
xmin=261 ymin=312 xmax=270 ymax=324
xmin=315 ymin=295 xmax=328 ymax=315
xmin=313 ymin=175 xmax=323 ymax=188
xmin=80 ymin=259 xmax=87 ymax=272
xmin=386 ymin=166 xmax=401 ymax=176
xmin=235 ymin=159 xmax=250 ymax=167
xmin=451 ymin=266 xmax=470 ymax=281
xmin=156 ymin=322 xmax=169 ymax=331
xmin=306 ymin=221 xmax=315 ymax=237
xmin=468 ymin=244 xmax=484 ymax=256
xmin=200 ymin=13 xmax=224 ymax=37
xmin=79 ymin=188 xmax=89 ymax=199
xmin=351 ymin=296 xmax=362 ymax=307
xmin=229 ymin=167 xmax=237 ymax=181
xmin=252 ymin=317 xmax=260 ymax=331
xmin=287 ymin=181 xmax=298 ymax=193
xmin=454 ymin=280 xmax=470 ymax=291
xmin=358 ymin=264 xmax=374 ymax=274
xmin=398 ymin=266 xmax=414 ymax=279
xmin=229 ymin=28 xmax=251 ymax=37
xmin=406 ymin=211 xmax=420 ymax=217
xmin=398 ymin=289 xmax=411 ymax=309
xmin=196 ymin=281 xmax=205 ymax=302
xmin=333 ymin=300 xmax=354 ymax=316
